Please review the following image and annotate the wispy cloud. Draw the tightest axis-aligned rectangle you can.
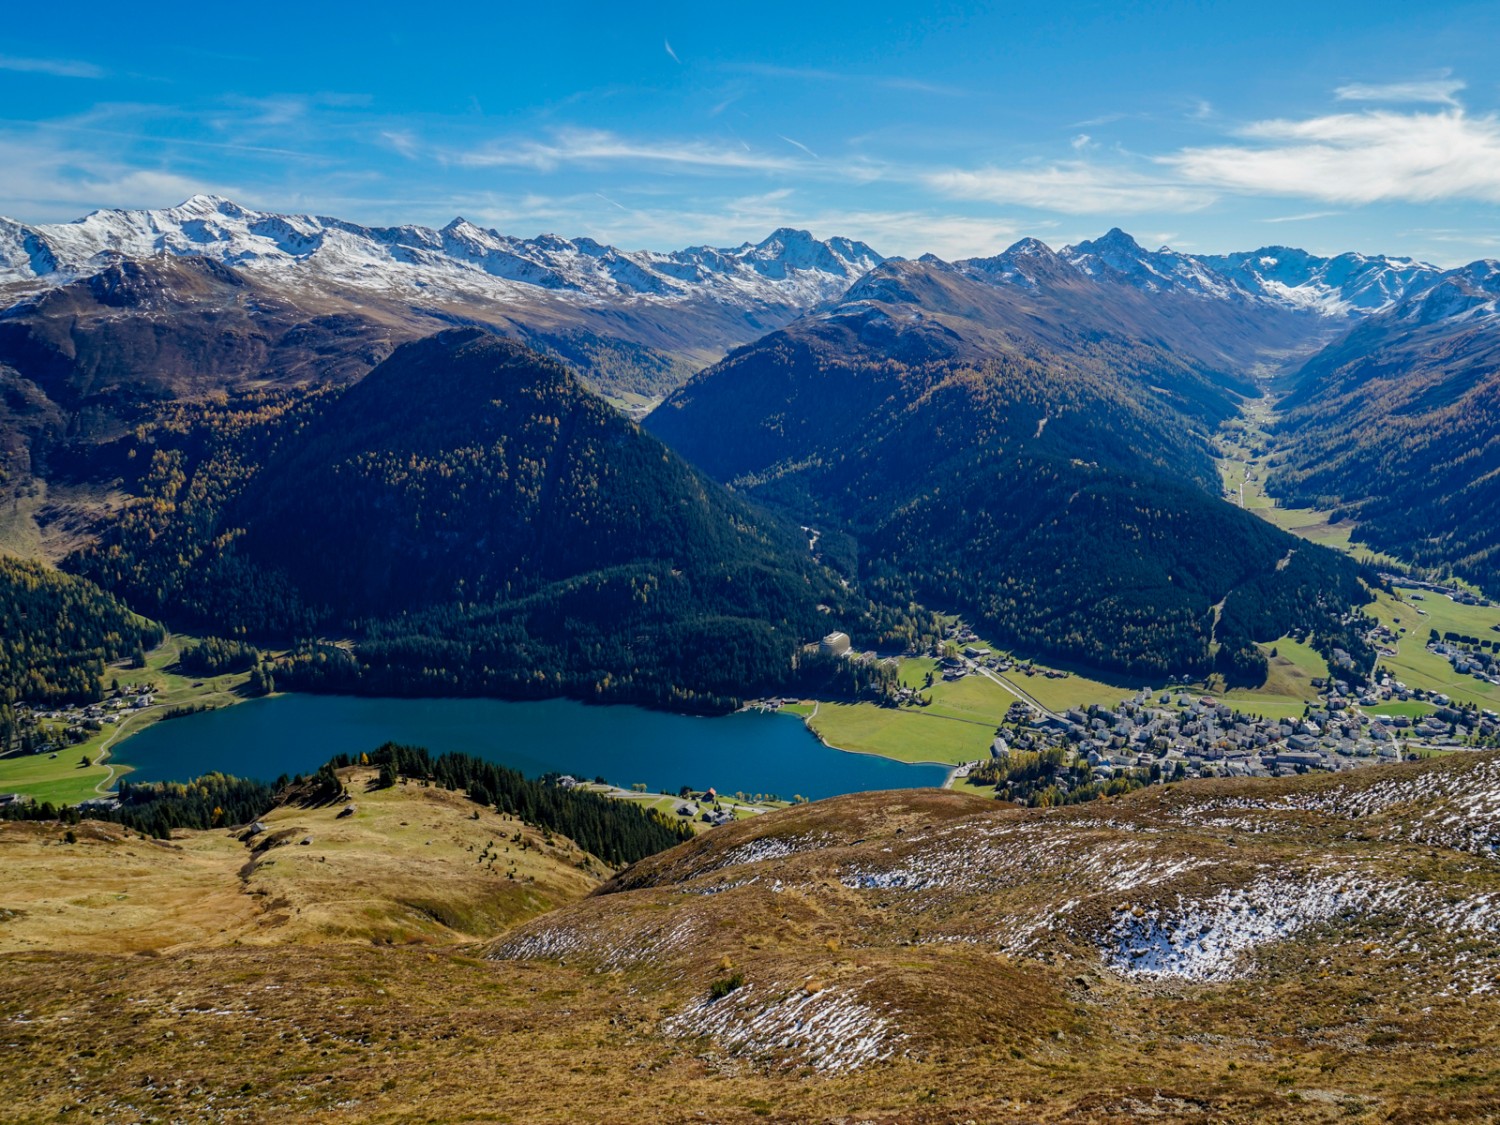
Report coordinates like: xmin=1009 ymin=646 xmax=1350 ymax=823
xmin=728 ymin=62 xmax=963 ymax=97
xmin=0 ymin=54 xmax=104 ymax=79
xmin=1260 ymin=210 xmax=1342 ymax=223
xmin=454 ymin=128 xmax=804 ymax=174
xmin=664 ymin=39 xmax=681 ymax=64
xmin=926 ymin=161 xmax=1212 ymax=214
xmin=778 ymin=134 xmax=819 ymax=159
xmin=0 ymin=134 xmax=224 ymax=221
xmin=1164 ymin=109 xmax=1500 ymax=205
xmin=1335 ymin=75 xmax=1465 ymax=106
xmin=380 ymin=130 xmax=421 ymax=160
xmin=213 ymin=92 xmax=373 ymax=130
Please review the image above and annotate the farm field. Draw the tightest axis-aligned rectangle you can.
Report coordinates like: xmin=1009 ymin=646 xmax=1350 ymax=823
xmin=1369 ymin=587 xmax=1500 ymax=710
xmin=798 ymin=700 xmax=990 ymax=765
xmin=1204 ymin=635 xmax=1329 ymax=721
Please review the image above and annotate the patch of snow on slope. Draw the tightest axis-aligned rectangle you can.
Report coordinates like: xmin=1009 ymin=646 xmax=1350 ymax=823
xmin=704 ymin=833 xmax=834 ymax=874
xmin=1178 ymin=756 xmax=1500 ymax=857
xmin=663 ymin=983 xmax=903 ymax=1072
xmin=1106 ymin=872 xmax=1409 ymax=982
xmin=491 ymin=914 xmax=705 ymax=973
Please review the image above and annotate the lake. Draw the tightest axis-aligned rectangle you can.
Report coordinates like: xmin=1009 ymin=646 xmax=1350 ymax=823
xmin=113 ymin=693 xmax=950 ymax=799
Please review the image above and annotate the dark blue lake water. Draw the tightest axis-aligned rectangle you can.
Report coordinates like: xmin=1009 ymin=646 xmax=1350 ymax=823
xmin=114 ymin=693 xmax=948 ymax=799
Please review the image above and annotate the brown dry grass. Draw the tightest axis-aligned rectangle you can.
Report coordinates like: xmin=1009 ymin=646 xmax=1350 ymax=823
xmin=0 ymin=767 xmax=603 ymax=954
xmin=1 ymin=761 xmax=1499 ymax=1122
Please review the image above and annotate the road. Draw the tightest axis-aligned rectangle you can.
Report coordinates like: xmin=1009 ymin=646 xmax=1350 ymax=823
xmin=90 ymin=705 xmax=158 ymax=795
xmin=971 ymin=664 xmax=1066 ymax=722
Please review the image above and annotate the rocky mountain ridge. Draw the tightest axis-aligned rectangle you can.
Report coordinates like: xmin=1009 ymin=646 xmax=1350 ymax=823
xmin=1 ymin=198 xmax=1454 ymax=331
xmin=0 ymin=195 xmax=883 ymax=315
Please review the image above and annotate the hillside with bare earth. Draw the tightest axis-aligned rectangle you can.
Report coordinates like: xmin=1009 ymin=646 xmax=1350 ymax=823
xmin=2 ymin=752 xmax=1498 ymax=1122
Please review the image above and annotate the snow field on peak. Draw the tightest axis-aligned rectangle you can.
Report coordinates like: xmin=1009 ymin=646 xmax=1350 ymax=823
xmin=0 ymin=198 xmax=882 ymax=315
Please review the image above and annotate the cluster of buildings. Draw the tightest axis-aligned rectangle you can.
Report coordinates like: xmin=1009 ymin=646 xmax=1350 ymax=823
xmin=3 ymin=688 xmax=155 ymax=757
xmin=985 ymin=674 xmax=1497 ymax=790
xmin=1426 ymin=636 xmax=1500 ymax=686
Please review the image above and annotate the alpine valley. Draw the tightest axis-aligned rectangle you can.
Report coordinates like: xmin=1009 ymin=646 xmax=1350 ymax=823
xmin=3 ymin=196 xmax=1500 ymax=1123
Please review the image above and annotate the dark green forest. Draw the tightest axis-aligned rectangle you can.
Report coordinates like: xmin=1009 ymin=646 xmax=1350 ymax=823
xmin=648 ymin=308 xmax=1374 ymax=684
xmin=64 ymin=331 xmax=903 ymax=713
xmin=0 ymin=556 xmax=164 ymax=747
xmin=178 ymin=636 xmax=260 ymax=676
xmin=1269 ymin=294 xmax=1500 ymax=596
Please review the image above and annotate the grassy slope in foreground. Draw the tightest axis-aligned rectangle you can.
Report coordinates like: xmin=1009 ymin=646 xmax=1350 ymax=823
xmin=3 ymin=752 xmax=1497 ymax=1122
xmin=0 ymin=765 xmax=603 ymax=953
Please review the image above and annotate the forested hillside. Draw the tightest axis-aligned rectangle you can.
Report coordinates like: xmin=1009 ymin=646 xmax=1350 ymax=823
xmin=1269 ymin=263 xmax=1500 ymax=594
xmin=0 ymin=556 xmax=162 ymax=703
xmin=649 ymin=265 xmax=1374 ymax=682
xmin=0 ymin=556 xmax=164 ymax=747
xmin=66 ymin=331 xmax=909 ymax=712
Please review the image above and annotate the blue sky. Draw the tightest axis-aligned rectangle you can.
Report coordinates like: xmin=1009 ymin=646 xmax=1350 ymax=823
xmin=4 ymin=0 xmax=1500 ymax=263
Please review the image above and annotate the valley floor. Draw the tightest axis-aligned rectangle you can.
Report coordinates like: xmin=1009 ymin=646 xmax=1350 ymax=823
xmin=777 ymin=388 xmax=1499 ymax=776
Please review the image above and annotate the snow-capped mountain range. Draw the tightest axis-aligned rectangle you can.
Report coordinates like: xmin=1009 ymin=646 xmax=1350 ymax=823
xmin=1387 ymin=258 xmax=1500 ymax=326
xmin=987 ymin=228 xmax=1443 ymax=318
xmin=0 ymin=195 xmax=883 ymax=315
xmin=0 ymin=197 xmax=1457 ymax=326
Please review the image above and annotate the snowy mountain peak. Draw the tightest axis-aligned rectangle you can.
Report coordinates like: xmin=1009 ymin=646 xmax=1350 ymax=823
xmin=170 ymin=194 xmax=244 ymax=217
xmin=0 ymin=198 xmax=1455 ymax=327
xmin=0 ymin=198 xmax=887 ymax=314
xmin=1006 ymin=236 xmax=1057 ymax=257
xmin=740 ymin=227 xmax=882 ymax=279
xmin=956 ymin=237 xmax=1070 ymax=289
xmin=1089 ymin=227 xmax=1146 ymax=253
xmin=1391 ymin=259 xmax=1500 ymax=326
xmin=1064 ymin=230 xmax=1236 ymax=299
xmin=1200 ymin=246 xmax=1443 ymax=316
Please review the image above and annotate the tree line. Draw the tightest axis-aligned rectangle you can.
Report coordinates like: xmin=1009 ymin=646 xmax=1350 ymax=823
xmin=0 ymin=744 xmax=696 ymax=867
